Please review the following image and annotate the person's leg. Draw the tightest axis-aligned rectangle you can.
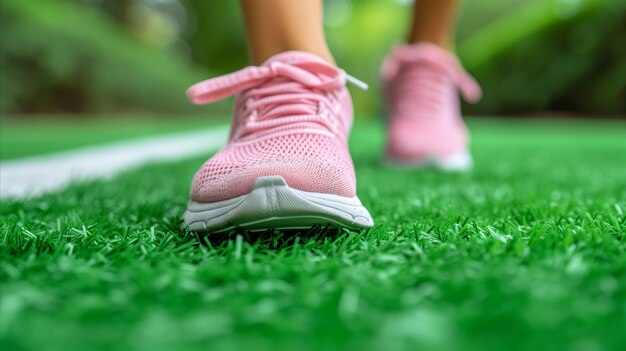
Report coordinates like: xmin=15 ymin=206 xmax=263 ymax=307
xmin=240 ymin=0 xmax=334 ymax=64
xmin=408 ymin=0 xmax=460 ymax=50
xmin=381 ymin=0 xmax=481 ymax=170
xmin=183 ymin=0 xmax=373 ymax=232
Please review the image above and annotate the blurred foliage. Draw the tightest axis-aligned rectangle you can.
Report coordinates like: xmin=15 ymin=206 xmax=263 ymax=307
xmin=0 ymin=0 xmax=624 ymax=116
xmin=0 ymin=0 xmax=210 ymax=114
xmin=459 ymin=0 xmax=626 ymax=114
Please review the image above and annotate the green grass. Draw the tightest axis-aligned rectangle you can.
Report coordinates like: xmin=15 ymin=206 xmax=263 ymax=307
xmin=1 ymin=119 xmax=625 ymax=351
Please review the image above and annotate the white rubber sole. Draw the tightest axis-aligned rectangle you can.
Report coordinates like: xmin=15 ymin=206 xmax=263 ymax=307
xmin=184 ymin=176 xmax=374 ymax=233
xmin=385 ymin=150 xmax=473 ymax=171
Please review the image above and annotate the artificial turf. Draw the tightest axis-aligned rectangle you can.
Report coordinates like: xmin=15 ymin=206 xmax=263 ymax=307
xmin=1 ymin=118 xmax=625 ymax=351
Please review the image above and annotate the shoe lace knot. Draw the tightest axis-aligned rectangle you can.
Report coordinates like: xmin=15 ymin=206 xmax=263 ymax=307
xmin=187 ymin=60 xmax=367 ymax=140
xmin=381 ymin=43 xmax=482 ymax=103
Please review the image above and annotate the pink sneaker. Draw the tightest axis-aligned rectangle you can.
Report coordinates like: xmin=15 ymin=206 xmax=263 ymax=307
xmin=381 ymin=43 xmax=482 ymax=170
xmin=183 ymin=51 xmax=374 ymax=233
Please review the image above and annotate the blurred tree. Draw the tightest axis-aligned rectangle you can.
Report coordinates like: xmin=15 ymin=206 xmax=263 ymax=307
xmin=460 ymin=0 xmax=626 ymax=114
xmin=0 ymin=0 xmax=211 ymax=114
xmin=99 ymin=0 xmax=135 ymax=25
xmin=182 ymin=0 xmax=248 ymax=73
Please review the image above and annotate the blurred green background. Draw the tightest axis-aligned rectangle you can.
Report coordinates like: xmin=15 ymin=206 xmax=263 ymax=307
xmin=0 ymin=0 xmax=624 ymax=118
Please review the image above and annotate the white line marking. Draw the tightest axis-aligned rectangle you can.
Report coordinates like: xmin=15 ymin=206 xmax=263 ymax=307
xmin=0 ymin=126 xmax=229 ymax=199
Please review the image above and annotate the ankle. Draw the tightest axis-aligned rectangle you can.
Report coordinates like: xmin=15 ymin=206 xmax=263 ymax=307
xmin=249 ymin=45 xmax=335 ymax=65
xmin=408 ymin=36 xmax=455 ymax=52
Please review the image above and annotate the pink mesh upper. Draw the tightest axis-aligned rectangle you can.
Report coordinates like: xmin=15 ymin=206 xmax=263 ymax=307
xmin=381 ymin=43 xmax=481 ymax=161
xmin=187 ymin=52 xmax=356 ymax=202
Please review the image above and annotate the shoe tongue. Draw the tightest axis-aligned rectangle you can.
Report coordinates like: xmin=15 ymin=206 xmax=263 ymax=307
xmin=262 ymin=51 xmax=334 ymax=67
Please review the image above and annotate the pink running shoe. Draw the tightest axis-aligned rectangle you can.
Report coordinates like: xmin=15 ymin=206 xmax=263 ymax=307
xmin=183 ymin=51 xmax=374 ymax=233
xmin=381 ymin=43 xmax=482 ymax=170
